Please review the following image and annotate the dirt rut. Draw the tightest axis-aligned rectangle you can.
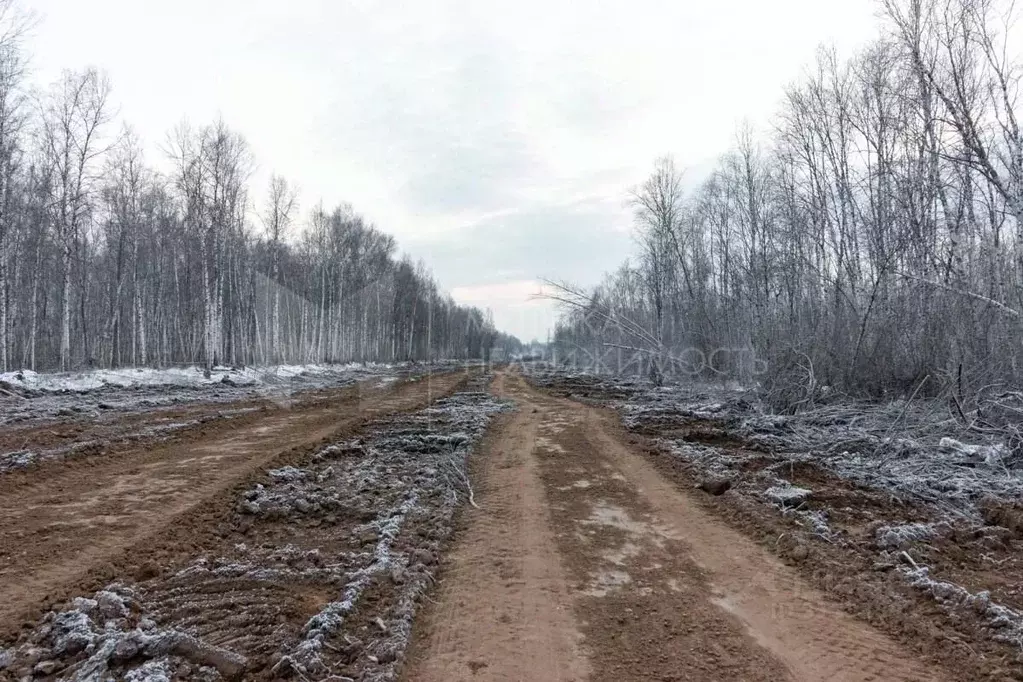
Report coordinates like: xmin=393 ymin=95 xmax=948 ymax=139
xmin=0 ymin=370 xmax=467 ymax=637
xmin=406 ymin=370 xmax=948 ymax=681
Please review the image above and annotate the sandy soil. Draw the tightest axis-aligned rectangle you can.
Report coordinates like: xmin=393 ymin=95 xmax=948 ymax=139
xmin=405 ymin=369 xmax=947 ymax=681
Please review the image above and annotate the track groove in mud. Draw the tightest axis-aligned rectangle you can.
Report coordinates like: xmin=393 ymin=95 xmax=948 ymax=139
xmin=0 ymin=365 xmax=432 ymax=475
xmin=528 ymin=367 xmax=1023 ymax=680
xmin=1 ymin=370 xmax=521 ymax=682
xmin=579 ymin=413 xmax=943 ymax=682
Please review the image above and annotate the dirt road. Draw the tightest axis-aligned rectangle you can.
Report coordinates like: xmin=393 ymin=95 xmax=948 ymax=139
xmin=0 ymin=370 xmax=468 ymax=638
xmin=406 ymin=369 xmax=948 ymax=681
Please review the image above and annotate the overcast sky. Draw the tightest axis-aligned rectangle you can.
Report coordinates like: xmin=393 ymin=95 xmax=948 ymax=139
xmin=28 ymin=0 xmax=880 ymax=342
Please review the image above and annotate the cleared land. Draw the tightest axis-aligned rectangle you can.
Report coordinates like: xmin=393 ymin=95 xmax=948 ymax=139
xmin=2 ymin=364 xmax=1018 ymax=681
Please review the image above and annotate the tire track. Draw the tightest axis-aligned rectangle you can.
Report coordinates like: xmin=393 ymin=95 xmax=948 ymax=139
xmin=579 ymin=407 xmax=945 ymax=681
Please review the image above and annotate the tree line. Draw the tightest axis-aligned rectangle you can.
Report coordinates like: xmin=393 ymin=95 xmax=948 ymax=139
xmin=0 ymin=2 xmax=511 ymax=373
xmin=553 ymin=0 xmax=1023 ymax=406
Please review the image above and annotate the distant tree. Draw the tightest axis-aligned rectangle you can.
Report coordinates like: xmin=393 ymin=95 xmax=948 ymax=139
xmin=40 ymin=68 xmax=112 ymax=370
xmin=0 ymin=0 xmax=30 ymax=371
xmin=260 ymin=173 xmax=297 ymax=362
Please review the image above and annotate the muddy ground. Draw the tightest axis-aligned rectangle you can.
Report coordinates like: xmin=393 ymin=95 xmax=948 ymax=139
xmin=3 ymin=363 xmax=1020 ymax=681
xmin=522 ymin=366 xmax=1023 ymax=681
xmin=0 ymin=365 xmax=505 ymax=681
xmin=0 ymin=364 xmax=439 ymax=474
xmin=404 ymin=369 xmax=949 ymax=682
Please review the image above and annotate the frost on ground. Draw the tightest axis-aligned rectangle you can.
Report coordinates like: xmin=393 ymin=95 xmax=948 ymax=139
xmin=898 ymin=563 xmax=1023 ymax=653
xmin=530 ymin=366 xmax=1023 ymax=521
xmin=267 ymin=381 xmax=509 ymax=680
xmin=0 ymin=362 xmax=443 ymax=431
xmin=526 ymin=365 xmax=1023 ymax=659
xmin=874 ymin=522 xmax=942 ymax=549
xmin=0 ymin=585 xmax=238 ymax=681
xmin=0 ymin=363 xmax=401 ymax=395
xmin=763 ymin=484 xmax=812 ymax=507
xmin=2 ymin=375 xmax=509 ymax=681
xmin=0 ymin=362 xmax=468 ymax=476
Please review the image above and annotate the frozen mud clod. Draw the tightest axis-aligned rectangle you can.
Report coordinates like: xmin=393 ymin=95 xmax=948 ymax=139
xmin=763 ymin=485 xmax=812 ymax=508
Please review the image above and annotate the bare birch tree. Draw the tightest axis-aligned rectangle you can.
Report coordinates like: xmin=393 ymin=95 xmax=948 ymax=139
xmin=0 ymin=0 xmax=29 ymax=371
xmin=260 ymin=174 xmax=297 ymax=362
xmin=40 ymin=68 xmax=111 ymax=370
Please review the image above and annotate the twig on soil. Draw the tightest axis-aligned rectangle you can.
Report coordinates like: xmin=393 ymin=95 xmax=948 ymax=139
xmin=445 ymin=456 xmax=480 ymax=509
xmin=980 ymin=553 xmax=1011 ymax=566
xmin=944 ymin=634 xmax=978 ymax=658
xmin=900 ymin=550 xmax=919 ymax=570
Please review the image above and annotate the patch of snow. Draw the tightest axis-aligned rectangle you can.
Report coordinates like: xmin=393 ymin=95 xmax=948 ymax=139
xmin=939 ymin=437 xmax=1009 ymax=467
xmin=0 ymin=362 xmax=401 ymax=395
xmin=95 ymin=589 xmax=131 ymax=619
xmin=663 ymin=441 xmax=742 ymax=479
xmin=789 ymin=507 xmax=833 ymax=538
xmin=51 ymin=609 xmax=98 ymax=655
xmin=875 ymin=523 xmax=940 ymax=549
xmin=124 ymin=658 xmax=173 ymax=682
xmin=9 ymin=584 xmax=242 ymax=681
xmin=764 ymin=485 xmax=812 ymax=507
xmin=267 ymin=466 xmax=309 ymax=483
xmin=0 ymin=449 xmax=37 ymax=472
xmin=899 ymin=563 xmax=1023 ymax=651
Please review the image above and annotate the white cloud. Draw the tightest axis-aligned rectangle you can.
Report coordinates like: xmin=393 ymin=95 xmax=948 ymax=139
xmin=27 ymin=0 xmax=881 ymax=341
xmin=451 ymin=280 xmax=558 ymax=342
xmin=451 ymin=279 xmax=549 ymax=307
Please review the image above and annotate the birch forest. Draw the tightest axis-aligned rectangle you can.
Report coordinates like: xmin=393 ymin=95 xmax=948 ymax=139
xmin=553 ymin=0 xmax=1023 ymax=404
xmin=0 ymin=3 xmax=507 ymax=374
